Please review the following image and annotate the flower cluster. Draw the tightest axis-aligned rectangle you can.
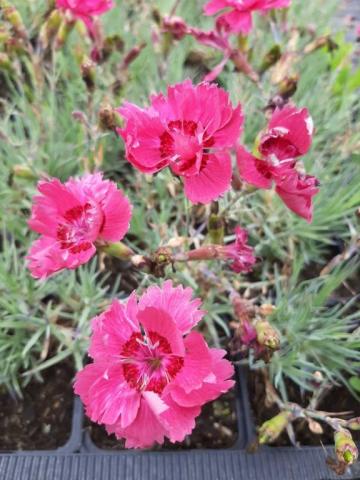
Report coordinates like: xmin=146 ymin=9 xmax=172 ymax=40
xmin=24 ymin=0 xmax=322 ymax=453
xmin=185 ymin=226 xmax=256 ymax=273
xmin=118 ymin=80 xmax=318 ymax=220
xmin=27 ymin=173 xmax=132 ymax=279
xmin=74 ymin=281 xmax=234 ymax=448
xmin=237 ymin=106 xmax=319 ymax=222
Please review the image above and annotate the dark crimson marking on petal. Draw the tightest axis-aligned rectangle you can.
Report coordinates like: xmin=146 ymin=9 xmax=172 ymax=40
xmin=166 ymin=355 xmax=184 ymax=378
xmin=148 ymin=331 xmax=172 ymax=354
xmin=160 ymin=131 xmax=175 ymax=159
xmin=69 ymin=242 xmax=92 ymax=254
xmin=203 ymin=136 xmax=215 ymax=148
xmin=121 ymin=332 xmax=142 ymax=356
xmin=146 ymin=377 xmax=167 ymax=394
xmin=120 ymin=330 xmax=184 ymax=394
xmin=63 ymin=203 xmax=91 ymax=222
xmin=123 ymin=363 xmax=141 ymax=389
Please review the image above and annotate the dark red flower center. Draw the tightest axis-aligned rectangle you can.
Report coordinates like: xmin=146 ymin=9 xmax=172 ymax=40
xmin=56 ymin=202 xmax=101 ymax=254
xmin=121 ymin=330 xmax=184 ymax=394
xmin=159 ymin=120 xmax=214 ymax=177
xmin=259 ymin=136 xmax=300 ymax=161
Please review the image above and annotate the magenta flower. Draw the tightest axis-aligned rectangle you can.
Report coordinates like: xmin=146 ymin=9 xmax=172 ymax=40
xmin=258 ymin=106 xmax=314 ymax=161
xmin=275 ymin=171 xmax=320 ymax=222
xmin=222 ymin=226 xmax=256 ymax=272
xmin=56 ymin=0 xmax=114 ymax=30
xmin=237 ymin=105 xmax=319 ymax=222
xmin=74 ymin=281 xmax=234 ymax=448
xmin=117 ymin=80 xmax=243 ymax=204
xmin=27 ymin=173 xmax=132 ymax=279
xmin=203 ymin=0 xmax=291 ymax=35
xmin=184 ymin=226 xmax=256 ymax=273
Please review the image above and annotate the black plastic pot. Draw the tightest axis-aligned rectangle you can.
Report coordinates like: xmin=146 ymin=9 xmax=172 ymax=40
xmin=0 ymin=369 xmax=359 ymax=480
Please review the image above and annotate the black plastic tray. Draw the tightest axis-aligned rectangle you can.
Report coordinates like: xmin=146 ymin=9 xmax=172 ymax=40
xmin=0 ymin=368 xmax=359 ymax=480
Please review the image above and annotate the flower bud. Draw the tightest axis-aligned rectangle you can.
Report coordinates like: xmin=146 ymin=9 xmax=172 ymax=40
xmin=258 ymin=411 xmax=292 ymax=444
xmin=304 ymin=35 xmax=338 ymax=55
xmin=12 ymin=164 xmax=37 ymax=180
xmin=259 ymin=45 xmax=281 ymax=74
xmin=98 ymin=103 xmax=123 ymax=131
xmin=2 ymin=5 xmax=27 ymax=39
xmin=0 ymin=52 xmax=12 ymax=71
xmin=0 ymin=26 xmax=10 ymax=44
xmin=347 ymin=417 xmax=360 ymax=431
xmin=81 ymin=58 xmax=96 ymax=92
xmin=278 ymin=74 xmax=299 ymax=99
xmin=39 ymin=10 xmax=62 ymax=48
xmin=98 ymin=34 xmax=124 ymax=62
xmin=121 ymin=43 xmax=146 ymax=69
xmin=98 ymin=241 xmax=134 ymax=260
xmin=334 ymin=430 xmax=358 ymax=465
xmin=162 ymin=15 xmax=188 ymax=41
xmin=255 ymin=320 xmax=280 ymax=350
xmin=55 ymin=18 xmax=75 ymax=49
xmin=208 ymin=213 xmax=224 ymax=245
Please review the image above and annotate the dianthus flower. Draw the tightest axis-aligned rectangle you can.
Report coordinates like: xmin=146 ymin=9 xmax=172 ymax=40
xmin=203 ymin=0 xmax=291 ymax=35
xmin=74 ymin=281 xmax=234 ymax=448
xmin=185 ymin=226 xmax=256 ymax=273
xmin=27 ymin=173 xmax=132 ymax=279
xmin=117 ymin=80 xmax=243 ymax=204
xmin=237 ymin=105 xmax=319 ymax=222
xmin=56 ymin=0 xmax=114 ymax=30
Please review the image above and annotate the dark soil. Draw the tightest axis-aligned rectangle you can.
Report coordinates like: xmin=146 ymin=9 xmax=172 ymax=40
xmin=248 ymin=369 xmax=360 ymax=446
xmin=88 ymin=390 xmax=238 ymax=450
xmin=0 ymin=362 xmax=74 ymax=451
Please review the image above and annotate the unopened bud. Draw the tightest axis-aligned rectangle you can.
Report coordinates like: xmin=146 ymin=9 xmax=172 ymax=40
xmin=81 ymin=58 xmax=96 ymax=92
xmin=39 ymin=10 xmax=62 ymax=48
xmin=278 ymin=74 xmax=299 ymax=100
xmin=98 ymin=242 xmax=134 ymax=260
xmin=236 ymin=34 xmax=248 ymax=53
xmin=259 ymin=45 xmax=281 ymax=74
xmin=12 ymin=165 xmax=37 ymax=180
xmin=2 ymin=5 xmax=27 ymax=39
xmin=208 ymin=213 xmax=224 ymax=245
xmin=55 ymin=18 xmax=75 ymax=49
xmin=121 ymin=43 xmax=146 ymax=70
xmin=259 ymin=411 xmax=292 ymax=444
xmin=334 ymin=430 xmax=358 ymax=465
xmin=0 ymin=52 xmax=12 ymax=71
xmin=0 ymin=26 xmax=10 ymax=44
xmin=98 ymin=104 xmax=123 ymax=131
xmin=304 ymin=35 xmax=338 ymax=55
xmin=162 ymin=15 xmax=188 ymax=41
xmin=347 ymin=417 xmax=360 ymax=432
xmin=255 ymin=320 xmax=280 ymax=350
xmin=100 ymin=34 xmax=124 ymax=61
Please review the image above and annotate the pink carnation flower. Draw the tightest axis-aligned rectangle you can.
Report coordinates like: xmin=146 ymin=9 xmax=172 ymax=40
xmin=27 ymin=173 xmax=132 ymax=279
xmin=222 ymin=226 xmax=256 ymax=272
xmin=74 ymin=281 xmax=234 ymax=448
xmin=203 ymin=0 xmax=291 ymax=35
xmin=56 ymin=0 xmax=114 ymax=30
xmin=117 ymin=80 xmax=243 ymax=204
xmin=237 ymin=105 xmax=319 ymax=222
xmin=275 ymin=171 xmax=320 ymax=222
xmin=180 ymin=226 xmax=256 ymax=273
xmin=258 ymin=106 xmax=313 ymax=161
